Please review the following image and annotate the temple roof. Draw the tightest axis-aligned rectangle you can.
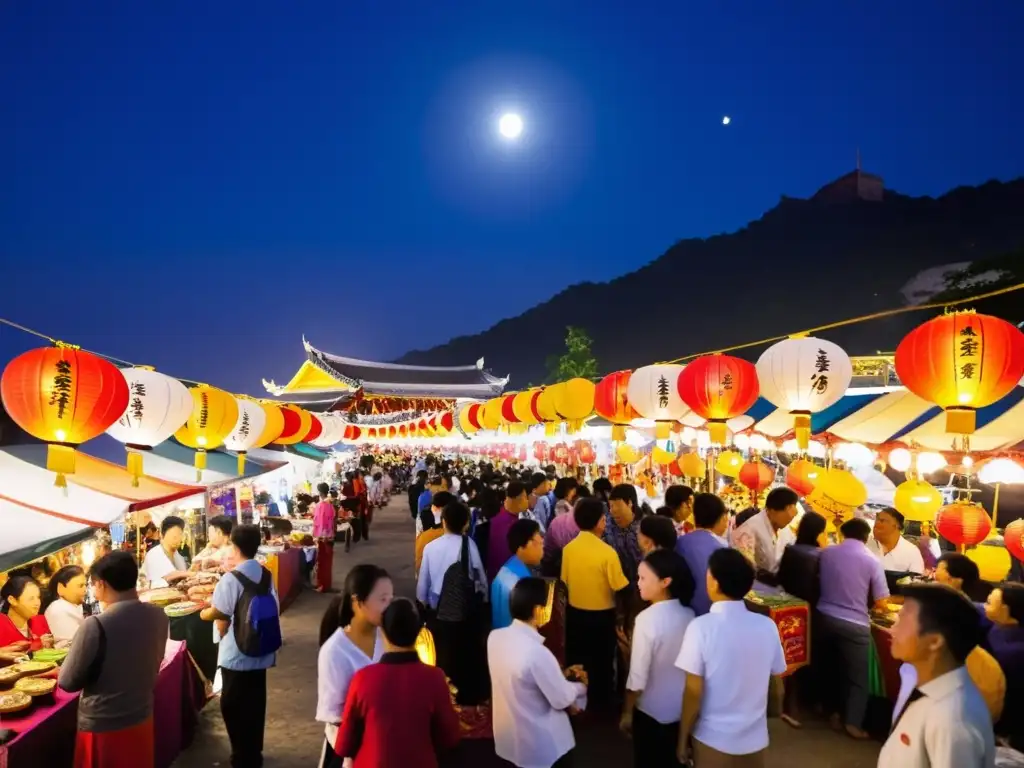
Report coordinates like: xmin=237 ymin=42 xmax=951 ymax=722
xmin=262 ymin=337 xmax=507 ymax=400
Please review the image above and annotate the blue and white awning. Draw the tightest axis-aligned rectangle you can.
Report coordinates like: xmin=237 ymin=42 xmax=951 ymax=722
xmin=745 ymin=386 xmax=1024 ymax=452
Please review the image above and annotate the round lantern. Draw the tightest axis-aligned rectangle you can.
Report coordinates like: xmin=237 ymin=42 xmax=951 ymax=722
xmin=512 ymin=390 xmax=542 ymax=425
xmin=310 ymin=414 xmax=342 ymax=448
xmin=934 ymin=501 xmax=992 ymax=547
xmin=893 ymin=479 xmax=943 ymax=523
xmin=256 ymin=402 xmax=287 ymax=447
xmin=616 ymin=444 xmax=642 ymax=464
xmin=678 ymin=452 xmax=706 ymax=480
xmin=2 ymin=346 xmax=130 ymax=488
xmin=342 ymin=424 xmax=362 ymax=443
xmin=105 ymin=367 xmax=193 ymax=486
xmin=967 ymin=542 xmax=1011 ymax=583
xmin=627 ymin=364 xmax=688 ymax=439
xmin=223 ymin=396 xmax=269 ymax=476
xmin=715 ymin=450 xmax=744 ymax=478
xmin=438 ymin=411 xmax=455 ymax=434
xmin=652 ymin=445 xmax=677 ymax=466
xmin=534 ymin=442 xmax=548 ymax=463
xmin=1004 ymin=519 xmax=1024 ymax=563
xmin=594 ymin=371 xmax=639 ymax=441
xmin=895 ymin=311 xmax=1024 ymax=435
xmin=301 ymin=414 xmax=324 ymax=444
xmin=458 ymin=402 xmax=483 ymax=434
xmin=677 ymin=354 xmax=760 ymax=446
xmin=805 ymin=467 xmax=867 ymax=532
xmin=500 ymin=394 xmax=520 ymax=426
xmin=576 ymin=440 xmax=597 ymax=465
xmin=174 ymin=384 xmax=240 ymax=481
xmin=785 ymin=458 xmax=821 ymax=496
xmin=480 ymin=398 xmax=503 ymax=431
xmin=755 ymin=337 xmax=852 ymax=449
xmin=274 ymin=405 xmax=312 ymax=446
xmin=738 ymin=461 xmax=774 ymax=492
xmin=551 ymin=378 xmax=596 ymax=430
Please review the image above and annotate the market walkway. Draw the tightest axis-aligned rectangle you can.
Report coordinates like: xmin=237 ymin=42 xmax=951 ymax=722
xmin=174 ymin=497 xmax=881 ymax=768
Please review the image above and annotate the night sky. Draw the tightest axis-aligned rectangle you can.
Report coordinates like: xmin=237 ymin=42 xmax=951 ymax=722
xmin=2 ymin=2 xmax=1022 ymax=398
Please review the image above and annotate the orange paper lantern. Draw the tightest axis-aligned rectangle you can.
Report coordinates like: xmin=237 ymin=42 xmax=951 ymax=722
xmin=1004 ymin=519 xmax=1024 ymax=563
xmin=302 ymin=414 xmax=323 ymax=443
xmin=594 ymin=371 xmax=639 ymax=425
xmin=785 ymin=458 xmax=821 ymax=496
xmin=1 ymin=346 xmax=130 ymax=487
xmin=895 ymin=311 xmax=1024 ymax=434
xmin=677 ymin=355 xmax=760 ymax=445
xmin=738 ymin=461 xmax=774 ymax=492
xmin=274 ymin=405 xmax=312 ymax=445
xmin=678 ymin=452 xmax=706 ymax=479
xmin=934 ymin=501 xmax=992 ymax=546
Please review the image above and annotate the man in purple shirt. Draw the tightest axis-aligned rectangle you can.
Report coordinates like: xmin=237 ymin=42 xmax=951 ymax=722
xmin=674 ymin=493 xmax=729 ymax=615
xmin=816 ymin=517 xmax=890 ymax=740
xmin=487 ymin=481 xmax=529 ymax=582
xmin=984 ymin=582 xmax=1024 ymax=750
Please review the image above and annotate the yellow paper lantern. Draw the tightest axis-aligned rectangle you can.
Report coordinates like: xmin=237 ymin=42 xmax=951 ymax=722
xmin=415 ymin=627 xmax=436 ymax=666
xmin=805 ymin=468 xmax=868 ymax=532
xmin=967 ymin=542 xmax=1011 ymax=583
xmin=652 ymin=446 xmax=677 ymax=466
xmin=512 ymin=389 xmax=542 ymax=425
xmin=457 ymin=402 xmax=483 ymax=434
xmin=616 ymin=444 xmax=642 ymax=464
xmin=893 ymin=479 xmax=943 ymax=523
xmin=715 ymin=450 xmax=744 ymax=478
xmin=678 ymin=452 xmax=706 ymax=479
xmin=480 ymin=398 xmax=504 ymax=430
xmin=536 ymin=385 xmax=561 ymax=421
xmin=255 ymin=401 xmax=287 ymax=447
xmin=174 ymin=384 xmax=239 ymax=481
xmin=551 ymin=378 xmax=596 ymax=423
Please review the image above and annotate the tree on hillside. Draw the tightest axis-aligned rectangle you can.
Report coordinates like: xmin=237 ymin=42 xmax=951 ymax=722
xmin=545 ymin=326 xmax=599 ymax=384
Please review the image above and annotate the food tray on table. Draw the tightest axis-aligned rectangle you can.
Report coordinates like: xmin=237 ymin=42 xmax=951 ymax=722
xmin=14 ymin=676 xmax=57 ymax=696
xmin=0 ymin=690 xmax=32 ymax=714
xmin=165 ymin=600 xmax=203 ymax=618
xmin=32 ymin=648 xmax=69 ymax=665
xmin=11 ymin=660 xmax=56 ymax=677
xmin=140 ymin=587 xmax=187 ymax=606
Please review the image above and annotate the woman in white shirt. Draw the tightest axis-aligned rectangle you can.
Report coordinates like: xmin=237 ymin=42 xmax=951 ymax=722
xmin=621 ymin=549 xmax=696 ymax=768
xmin=43 ymin=565 xmax=87 ymax=647
xmin=316 ymin=564 xmax=394 ymax=768
xmin=142 ymin=515 xmax=190 ymax=588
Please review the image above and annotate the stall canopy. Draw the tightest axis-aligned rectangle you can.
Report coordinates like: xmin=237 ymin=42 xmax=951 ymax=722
xmin=0 ymin=445 xmax=205 ymax=572
xmin=141 ymin=440 xmax=289 ymax=488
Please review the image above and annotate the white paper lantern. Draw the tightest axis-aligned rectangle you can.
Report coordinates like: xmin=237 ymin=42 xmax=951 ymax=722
xmin=311 ymin=414 xmax=344 ymax=448
xmin=756 ymin=337 xmax=853 ymax=449
xmin=626 ymin=364 xmax=688 ymax=438
xmin=223 ymin=397 xmax=267 ymax=475
xmin=106 ymin=367 xmax=194 ymax=486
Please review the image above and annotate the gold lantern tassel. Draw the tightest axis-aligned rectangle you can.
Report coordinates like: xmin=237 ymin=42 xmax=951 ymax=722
xmin=47 ymin=444 xmax=76 ymax=490
xmin=545 ymin=423 xmax=558 ymax=437
xmin=195 ymin=448 xmax=207 ymax=483
xmin=793 ymin=412 xmax=812 ymax=450
xmin=654 ymin=422 xmax=671 ymax=440
xmin=126 ymin=448 xmax=144 ymax=488
xmin=611 ymin=425 xmax=626 ymax=442
xmin=237 ymin=451 xmax=247 ymax=477
xmin=707 ymin=420 xmax=728 ymax=446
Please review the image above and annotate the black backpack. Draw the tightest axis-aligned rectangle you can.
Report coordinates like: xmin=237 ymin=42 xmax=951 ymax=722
xmin=436 ymin=535 xmax=479 ymax=623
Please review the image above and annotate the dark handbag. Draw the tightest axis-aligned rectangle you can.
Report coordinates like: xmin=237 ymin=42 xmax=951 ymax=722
xmin=436 ymin=535 xmax=479 ymax=623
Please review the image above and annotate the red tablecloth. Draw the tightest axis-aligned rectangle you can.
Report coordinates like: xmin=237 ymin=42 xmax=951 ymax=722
xmin=871 ymin=623 xmax=901 ymax=703
xmin=275 ymin=546 xmax=303 ymax=613
xmin=0 ymin=639 xmax=204 ymax=768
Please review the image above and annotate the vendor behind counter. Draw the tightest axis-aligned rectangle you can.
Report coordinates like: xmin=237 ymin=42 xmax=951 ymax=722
xmin=142 ymin=516 xmax=190 ymax=588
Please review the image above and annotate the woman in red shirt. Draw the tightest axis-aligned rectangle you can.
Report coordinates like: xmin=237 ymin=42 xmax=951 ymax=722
xmin=336 ymin=598 xmax=460 ymax=768
xmin=0 ymin=575 xmax=53 ymax=652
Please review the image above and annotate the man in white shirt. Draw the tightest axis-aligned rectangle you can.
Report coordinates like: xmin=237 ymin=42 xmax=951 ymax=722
xmin=142 ymin=515 xmax=190 ymax=588
xmin=416 ymin=501 xmax=487 ymax=609
xmin=488 ymin=577 xmax=586 ymax=768
xmin=879 ymin=583 xmax=994 ymax=768
xmin=676 ymin=548 xmax=787 ymax=766
xmin=730 ymin=487 xmax=799 ymax=576
xmin=869 ymin=507 xmax=926 ymax=574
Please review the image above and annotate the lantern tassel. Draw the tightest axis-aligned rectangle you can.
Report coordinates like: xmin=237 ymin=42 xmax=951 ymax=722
xmin=793 ymin=412 xmax=812 ymax=450
xmin=195 ymin=448 xmax=207 ymax=483
xmin=708 ymin=421 xmax=728 ymax=446
xmin=945 ymin=407 xmax=977 ymax=435
xmin=237 ymin=451 xmax=247 ymax=477
xmin=126 ymin=449 xmax=144 ymax=488
xmin=47 ymin=444 xmax=76 ymax=491
xmin=611 ymin=425 xmax=626 ymax=442
xmin=654 ymin=422 xmax=671 ymax=440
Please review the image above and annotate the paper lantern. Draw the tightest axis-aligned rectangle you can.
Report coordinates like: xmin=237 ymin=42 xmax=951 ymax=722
xmin=1004 ymin=519 xmax=1024 ymax=563
xmin=935 ymin=502 xmax=992 ymax=546
xmin=627 ymin=364 xmax=688 ymax=439
xmin=677 ymin=355 xmax=759 ymax=445
xmin=895 ymin=311 xmax=1024 ymax=434
xmin=512 ymin=390 xmax=542 ymax=425
xmin=480 ymin=398 xmax=503 ymax=430
xmin=535 ymin=387 xmax=560 ymax=421
xmin=756 ymin=337 xmax=852 ymax=449
xmin=415 ymin=627 xmax=436 ymax=666
xmin=500 ymin=394 xmax=520 ymax=425
xmin=616 ymin=444 xmax=642 ymax=464
xmin=805 ymin=468 xmax=867 ymax=532
xmin=105 ymin=367 xmax=193 ymax=486
xmin=595 ymin=371 xmax=638 ymax=440
xmin=300 ymin=414 xmax=323 ymax=444
xmin=255 ymin=402 xmax=287 ymax=447
xmin=785 ymin=458 xmax=821 ymax=496
xmin=551 ymin=378 xmax=595 ymax=428
xmin=1 ymin=346 xmax=130 ymax=488
xmin=715 ymin=450 xmax=743 ymax=478
xmin=174 ymin=385 xmax=239 ymax=481
xmin=309 ymin=414 xmax=341 ymax=448
xmin=967 ymin=543 xmax=1011 ymax=583
xmin=458 ymin=402 xmax=482 ymax=434
xmin=342 ymin=424 xmax=362 ymax=443
xmin=438 ymin=411 xmax=455 ymax=433
xmin=533 ymin=442 xmax=548 ymax=463
xmin=738 ymin=461 xmax=774 ymax=492
xmin=678 ymin=452 xmax=706 ymax=480
xmin=576 ymin=440 xmax=597 ymax=465
xmin=223 ymin=396 xmax=269 ymax=476
xmin=652 ymin=445 xmax=677 ymax=466
xmin=273 ymin=405 xmax=312 ymax=445
xmin=893 ymin=479 xmax=943 ymax=523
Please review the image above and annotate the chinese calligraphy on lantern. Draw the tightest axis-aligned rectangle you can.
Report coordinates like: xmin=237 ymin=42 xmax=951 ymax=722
xmin=49 ymin=360 xmax=73 ymax=420
xmin=238 ymin=410 xmax=250 ymax=439
xmin=720 ymin=372 xmax=734 ymax=398
xmin=810 ymin=349 xmax=830 ymax=395
xmin=958 ymin=326 xmax=979 ymax=379
xmin=199 ymin=391 xmax=210 ymax=428
xmin=125 ymin=381 xmax=146 ymax=425
xmin=657 ymin=375 xmax=670 ymax=409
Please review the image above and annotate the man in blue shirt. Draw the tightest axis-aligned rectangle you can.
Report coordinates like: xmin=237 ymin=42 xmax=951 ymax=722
xmin=491 ymin=519 xmax=543 ymax=630
xmin=201 ymin=524 xmax=280 ymax=768
xmin=674 ymin=493 xmax=729 ymax=615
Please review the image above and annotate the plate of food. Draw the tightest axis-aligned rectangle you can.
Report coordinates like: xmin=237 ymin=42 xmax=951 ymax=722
xmin=14 ymin=676 xmax=56 ymax=696
xmin=0 ymin=665 xmax=24 ymax=686
xmin=12 ymin=660 xmax=57 ymax=676
xmin=164 ymin=601 xmax=203 ymax=618
xmin=140 ymin=588 xmax=186 ymax=606
xmin=0 ymin=690 xmax=32 ymax=714
xmin=32 ymin=648 xmax=69 ymax=665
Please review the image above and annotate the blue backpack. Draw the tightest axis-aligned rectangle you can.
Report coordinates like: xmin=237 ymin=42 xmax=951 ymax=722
xmin=230 ymin=567 xmax=282 ymax=657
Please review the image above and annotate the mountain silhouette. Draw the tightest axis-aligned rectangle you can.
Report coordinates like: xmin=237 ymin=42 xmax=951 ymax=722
xmin=396 ymin=172 xmax=1024 ymax=386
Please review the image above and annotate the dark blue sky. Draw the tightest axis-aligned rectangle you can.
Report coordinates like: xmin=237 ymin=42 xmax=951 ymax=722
xmin=2 ymin=1 xmax=1022 ymax=397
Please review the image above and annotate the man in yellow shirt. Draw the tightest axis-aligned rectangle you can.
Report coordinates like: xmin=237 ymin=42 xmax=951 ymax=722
xmin=561 ymin=497 xmax=629 ymax=711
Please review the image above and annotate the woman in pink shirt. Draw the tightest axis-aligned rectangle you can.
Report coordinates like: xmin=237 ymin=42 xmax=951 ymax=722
xmin=313 ymin=482 xmax=337 ymax=592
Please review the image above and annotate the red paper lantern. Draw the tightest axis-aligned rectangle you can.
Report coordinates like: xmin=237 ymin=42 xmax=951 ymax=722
xmin=895 ymin=311 xmax=1024 ymax=434
xmin=576 ymin=440 xmax=597 ymax=465
xmin=785 ymin=458 xmax=822 ymax=496
xmin=935 ymin=502 xmax=992 ymax=546
xmin=677 ymin=354 xmax=760 ymax=445
xmin=534 ymin=442 xmax=548 ymax=463
xmin=738 ymin=461 xmax=774 ymax=492
xmin=518 ymin=445 xmax=527 ymax=462
xmin=439 ymin=411 xmax=455 ymax=432
xmin=594 ymin=371 xmax=639 ymax=433
xmin=302 ymin=414 xmax=323 ymax=443
xmin=1 ymin=346 xmax=130 ymax=487
xmin=343 ymin=425 xmax=362 ymax=442
xmin=1005 ymin=519 xmax=1024 ymax=563
xmin=398 ymin=424 xmax=408 ymax=437
xmin=274 ymin=405 xmax=308 ymax=445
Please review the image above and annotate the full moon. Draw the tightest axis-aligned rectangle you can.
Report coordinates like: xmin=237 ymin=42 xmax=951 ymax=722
xmin=498 ymin=113 xmax=524 ymax=139
xmin=722 ymin=116 xmax=731 ymax=125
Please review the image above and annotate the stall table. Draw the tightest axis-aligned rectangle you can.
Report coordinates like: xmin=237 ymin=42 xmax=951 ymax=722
xmin=1 ymin=639 xmax=204 ymax=768
xmin=261 ymin=546 xmax=303 ymax=613
xmin=745 ymin=590 xmax=811 ymax=676
xmin=169 ymin=610 xmax=219 ymax=682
